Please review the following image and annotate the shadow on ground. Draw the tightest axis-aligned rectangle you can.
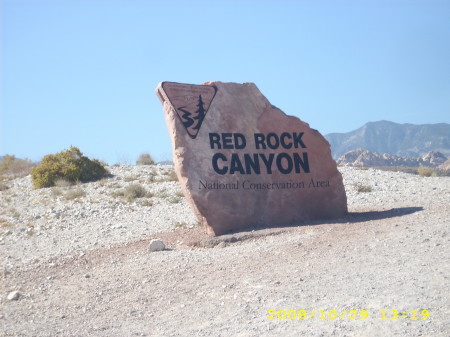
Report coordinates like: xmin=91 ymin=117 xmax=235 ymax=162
xmin=344 ymin=206 xmax=423 ymax=223
xmin=196 ymin=206 xmax=425 ymax=247
xmin=226 ymin=206 xmax=424 ymax=235
xmin=147 ymin=207 xmax=424 ymax=249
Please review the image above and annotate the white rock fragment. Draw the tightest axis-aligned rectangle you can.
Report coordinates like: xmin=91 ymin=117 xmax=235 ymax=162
xmin=148 ymin=239 xmax=165 ymax=252
xmin=7 ymin=291 xmax=20 ymax=301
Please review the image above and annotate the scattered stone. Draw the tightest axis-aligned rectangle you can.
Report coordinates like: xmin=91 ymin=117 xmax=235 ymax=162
xmin=7 ymin=291 xmax=20 ymax=301
xmin=148 ymin=239 xmax=165 ymax=252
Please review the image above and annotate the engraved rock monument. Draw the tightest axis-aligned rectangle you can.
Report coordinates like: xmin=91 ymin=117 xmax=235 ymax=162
xmin=156 ymin=81 xmax=347 ymax=236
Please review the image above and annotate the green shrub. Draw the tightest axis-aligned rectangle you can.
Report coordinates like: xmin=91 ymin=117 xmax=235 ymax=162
xmin=136 ymin=153 xmax=155 ymax=165
xmin=31 ymin=147 xmax=108 ymax=189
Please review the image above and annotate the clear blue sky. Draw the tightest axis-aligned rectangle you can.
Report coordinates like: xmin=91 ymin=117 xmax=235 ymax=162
xmin=1 ymin=0 xmax=449 ymax=164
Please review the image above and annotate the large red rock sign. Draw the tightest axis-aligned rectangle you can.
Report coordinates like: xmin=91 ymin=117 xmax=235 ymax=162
xmin=156 ymin=81 xmax=347 ymax=236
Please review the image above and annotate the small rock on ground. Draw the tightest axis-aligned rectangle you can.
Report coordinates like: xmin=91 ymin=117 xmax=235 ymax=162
xmin=148 ymin=239 xmax=165 ymax=252
xmin=7 ymin=291 xmax=20 ymax=301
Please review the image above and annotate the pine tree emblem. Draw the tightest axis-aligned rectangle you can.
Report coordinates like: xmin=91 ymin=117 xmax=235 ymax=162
xmin=159 ymin=82 xmax=217 ymax=139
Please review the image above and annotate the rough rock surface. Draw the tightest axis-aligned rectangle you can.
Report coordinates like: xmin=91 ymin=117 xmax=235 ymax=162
xmin=439 ymin=159 xmax=450 ymax=171
xmin=337 ymin=148 xmax=448 ymax=168
xmin=157 ymin=81 xmax=347 ymax=235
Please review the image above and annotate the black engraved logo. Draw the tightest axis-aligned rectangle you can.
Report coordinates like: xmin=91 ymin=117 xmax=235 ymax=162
xmin=159 ymin=82 xmax=217 ymax=139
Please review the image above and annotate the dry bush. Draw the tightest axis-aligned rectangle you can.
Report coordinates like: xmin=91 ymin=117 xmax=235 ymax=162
xmin=51 ymin=187 xmax=64 ymax=197
xmin=162 ymin=170 xmax=179 ymax=182
xmin=64 ymin=188 xmax=86 ymax=200
xmin=110 ymin=190 xmax=125 ymax=198
xmin=124 ymin=184 xmax=147 ymax=200
xmin=0 ymin=182 xmax=9 ymax=191
xmin=354 ymin=183 xmax=372 ymax=193
xmin=174 ymin=221 xmax=189 ymax=228
xmin=0 ymin=218 xmax=11 ymax=229
xmin=155 ymin=191 xmax=170 ymax=199
xmin=136 ymin=153 xmax=155 ymax=166
xmin=110 ymin=183 xmax=151 ymax=202
xmin=0 ymin=155 xmax=36 ymax=177
xmin=139 ymin=199 xmax=153 ymax=207
xmin=168 ymin=196 xmax=181 ymax=204
xmin=99 ymin=178 xmax=109 ymax=187
xmin=418 ymin=166 xmax=434 ymax=177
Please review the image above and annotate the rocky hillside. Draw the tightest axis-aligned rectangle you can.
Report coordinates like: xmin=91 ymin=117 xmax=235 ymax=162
xmin=337 ymin=148 xmax=449 ymax=169
xmin=325 ymin=121 xmax=450 ymax=158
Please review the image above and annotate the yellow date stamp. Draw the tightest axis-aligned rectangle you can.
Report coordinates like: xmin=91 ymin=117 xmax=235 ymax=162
xmin=267 ymin=309 xmax=430 ymax=320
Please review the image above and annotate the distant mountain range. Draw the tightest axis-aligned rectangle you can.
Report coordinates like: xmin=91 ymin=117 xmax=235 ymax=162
xmin=325 ymin=121 xmax=450 ymax=159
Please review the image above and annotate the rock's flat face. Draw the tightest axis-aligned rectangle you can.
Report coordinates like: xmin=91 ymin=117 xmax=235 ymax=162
xmin=156 ymin=81 xmax=347 ymax=235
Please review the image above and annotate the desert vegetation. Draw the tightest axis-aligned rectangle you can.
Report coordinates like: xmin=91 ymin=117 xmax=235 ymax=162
xmin=0 ymin=155 xmax=35 ymax=177
xmin=354 ymin=183 xmax=373 ymax=193
xmin=31 ymin=147 xmax=108 ymax=189
xmin=136 ymin=153 xmax=155 ymax=166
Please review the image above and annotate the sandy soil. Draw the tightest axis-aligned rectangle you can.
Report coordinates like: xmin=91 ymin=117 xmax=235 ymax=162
xmin=1 ymin=167 xmax=449 ymax=336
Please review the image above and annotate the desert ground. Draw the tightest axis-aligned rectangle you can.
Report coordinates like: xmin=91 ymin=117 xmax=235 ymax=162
xmin=1 ymin=165 xmax=449 ymax=336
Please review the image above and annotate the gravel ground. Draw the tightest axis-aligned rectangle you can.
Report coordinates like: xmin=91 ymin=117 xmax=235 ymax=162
xmin=1 ymin=166 xmax=449 ymax=336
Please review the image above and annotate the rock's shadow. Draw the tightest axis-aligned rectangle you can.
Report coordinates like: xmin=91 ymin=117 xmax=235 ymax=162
xmin=342 ymin=206 xmax=424 ymax=223
xmin=222 ymin=206 xmax=424 ymax=237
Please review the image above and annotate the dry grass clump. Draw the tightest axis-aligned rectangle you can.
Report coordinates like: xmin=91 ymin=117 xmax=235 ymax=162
xmin=174 ymin=221 xmax=201 ymax=229
xmin=168 ymin=196 xmax=181 ymax=204
xmin=0 ymin=182 xmax=9 ymax=191
xmin=354 ymin=183 xmax=373 ymax=193
xmin=154 ymin=191 xmax=170 ymax=199
xmin=174 ymin=221 xmax=189 ymax=228
xmin=111 ymin=183 xmax=152 ymax=202
xmin=98 ymin=178 xmax=109 ymax=187
xmin=52 ymin=185 xmax=86 ymax=200
xmin=139 ymin=199 xmax=153 ymax=207
xmin=124 ymin=184 xmax=147 ymax=200
xmin=161 ymin=169 xmax=178 ymax=182
xmin=136 ymin=153 xmax=155 ymax=165
xmin=63 ymin=188 xmax=86 ymax=200
xmin=0 ymin=155 xmax=36 ymax=177
xmin=0 ymin=218 xmax=12 ymax=229
xmin=124 ymin=175 xmax=139 ymax=182
xmin=51 ymin=187 xmax=64 ymax=197
xmin=418 ymin=166 xmax=434 ymax=177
